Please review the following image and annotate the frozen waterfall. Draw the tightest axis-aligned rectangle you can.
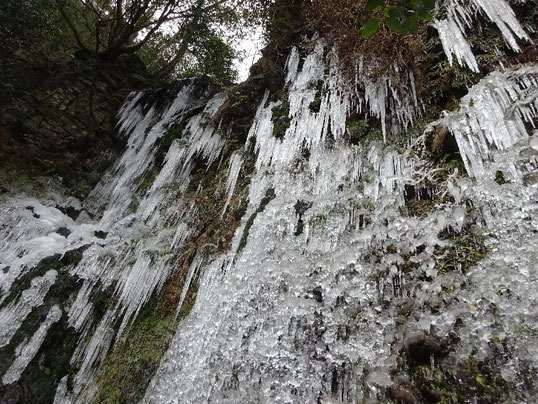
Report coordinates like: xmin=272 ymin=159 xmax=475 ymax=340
xmin=0 ymin=1 xmax=537 ymax=401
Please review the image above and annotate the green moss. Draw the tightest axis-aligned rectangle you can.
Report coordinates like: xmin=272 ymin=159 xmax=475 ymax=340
xmin=155 ymin=121 xmax=187 ymax=166
xmin=308 ymin=80 xmax=326 ymax=113
xmin=309 ymin=213 xmax=327 ymax=227
xmin=435 ymin=226 xmax=488 ymax=274
xmin=94 ymin=279 xmax=198 ymax=404
xmin=495 ymin=170 xmax=507 ymax=185
xmin=442 ymin=156 xmax=466 ymax=176
xmin=408 ymin=355 xmax=515 ymax=404
xmin=0 ymin=164 xmax=46 ymax=194
xmin=272 ymin=100 xmax=291 ymax=139
xmin=346 ymin=118 xmax=370 ymax=142
xmin=363 ymin=198 xmax=375 ymax=211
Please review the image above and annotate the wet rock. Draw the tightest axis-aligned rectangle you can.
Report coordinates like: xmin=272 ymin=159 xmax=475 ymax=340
xmin=312 ymin=286 xmax=323 ymax=303
xmin=404 ymin=333 xmax=448 ymax=367
xmin=428 ymin=125 xmax=460 ymax=161
xmin=294 ymin=199 xmax=312 ymax=236
xmin=25 ymin=206 xmax=39 ymax=218
xmin=94 ymin=230 xmax=108 ymax=239
xmin=56 ymin=205 xmax=81 ymax=221
xmin=56 ymin=227 xmax=71 ymax=238
xmin=519 ymin=148 xmax=538 ymax=158
xmin=387 ymin=383 xmax=421 ymax=404
xmin=523 ymin=172 xmax=538 ymax=186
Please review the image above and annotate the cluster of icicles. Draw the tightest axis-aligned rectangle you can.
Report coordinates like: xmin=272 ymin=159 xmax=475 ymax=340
xmin=434 ymin=0 xmax=530 ymax=72
xmin=0 ymin=0 xmax=536 ymax=401
xmin=143 ymin=26 xmax=538 ymax=404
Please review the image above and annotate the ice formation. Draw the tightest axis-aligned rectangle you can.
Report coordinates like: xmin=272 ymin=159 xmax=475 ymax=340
xmin=0 ymin=5 xmax=537 ymax=401
xmin=2 ymin=305 xmax=62 ymax=385
xmin=0 ymin=79 xmax=231 ymax=398
xmin=439 ymin=65 xmax=538 ymax=179
xmin=144 ymin=46 xmax=538 ymax=402
xmin=221 ymin=152 xmax=244 ymax=217
xmin=0 ymin=270 xmax=57 ymax=348
xmin=434 ymin=0 xmax=530 ymax=72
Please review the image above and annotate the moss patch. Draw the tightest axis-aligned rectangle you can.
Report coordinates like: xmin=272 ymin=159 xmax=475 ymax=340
xmin=0 ymin=248 xmax=84 ymax=403
xmin=435 ymin=225 xmax=488 ymax=274
xmin=93 ymin=276 xmax=198 ymax=404
xmin=308 ymin=80 xmax=325 ymax=113
xmin=495 ymin=170 xmax=507 ymax=185
xmin=154 ymin=121 xmax=187 ymax=167
xmin=407 ymin=355 xmax=515 ymax=404
xmin=272 ymin=100 xmax=291 ymax=139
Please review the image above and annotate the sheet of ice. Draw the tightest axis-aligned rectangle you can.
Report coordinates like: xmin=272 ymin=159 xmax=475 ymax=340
xmin=146 ymin=46 xmax=538 ymax=402
xmin=144 ymin=48 xmax=457 ymax=404
xmin=0 ymin=198 xmax=76 ymax=299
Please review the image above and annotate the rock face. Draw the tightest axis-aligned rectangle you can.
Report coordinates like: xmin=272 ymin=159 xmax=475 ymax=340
xmin=0 ymin=54 xmax=153 ymax=198
xmin=1 ymin=1 xmax=538 ymax=403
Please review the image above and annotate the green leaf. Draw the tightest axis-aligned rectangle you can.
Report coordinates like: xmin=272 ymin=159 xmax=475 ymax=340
xmin=364 ymin=0 xmax=384 ymax=11
xmin=360 ymin=18 xmax=380 ymax=38
xmin=385 ymin=14 xmax=407 ymax=35
xmin=422 ymin=0 xmax=436 ymax=10
xmin=410 ymin=0 xmax=434 ymax=20
xmin=383 ymin=5 xmax=396 ymax=17
xmin=389 ymin=5 xmax=406 ymax=17
xmin=410 ymin=0 xmax=435 ymax=10
xmin=383 ymin=5 xmax=408 ymax=35
xmin=405 ymin=15 xmax=419 ymax=34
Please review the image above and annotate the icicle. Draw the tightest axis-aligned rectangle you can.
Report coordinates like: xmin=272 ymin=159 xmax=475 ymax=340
xmin=249 ymin=44 xmax=352 ymax=169
xmin=221 ymin=152 xmax=244 ymax=217
xmin=175 ymin=251 xmax=205 ymax=317
xmin=434 ymin=0 xmax=529 ymax=72
xmin=439 ymin=65 xmax=538 ymax=178
xmin=472 ymin=0 xmax=530 ymax=52
xmin=114 ymin=252 xmax=174 ymax=337
xmin=171 ymin=222 xmax=193 ymax=249
xmin=88 ymin=81 xmax=211 ymax=219
xmin=2 ymin=305 xmax=62 ymax=385
xmin=285 ymin=47 xmax=301 ymax=84
xmin=434 ymin=17 xmax=480 ymax=73
xmin=71 ymin=310 xmax=115 ymax=395
xmin=0 ymin=270 xmax=57 ymax=347
xmin=138 ymin=93 xmax=226 ymax=223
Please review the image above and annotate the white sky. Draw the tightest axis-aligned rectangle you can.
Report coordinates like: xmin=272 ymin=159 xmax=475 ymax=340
xmin=154 ymin=10 xmax=265 ymax=83
xmin=233 ymin=25 xmax=265 ymax=82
